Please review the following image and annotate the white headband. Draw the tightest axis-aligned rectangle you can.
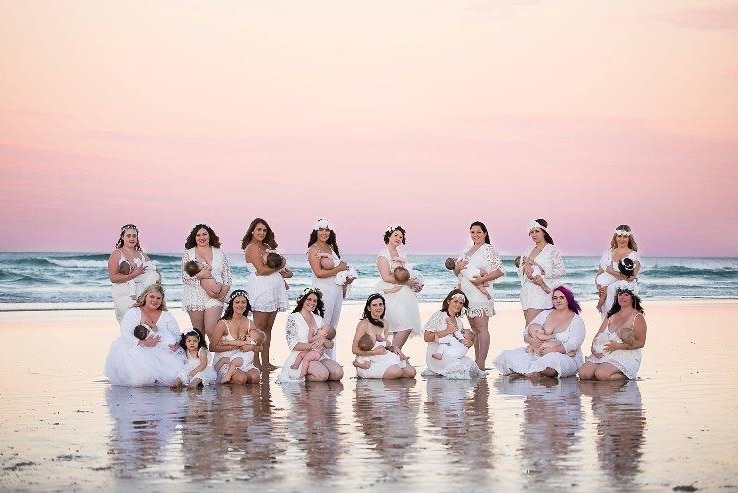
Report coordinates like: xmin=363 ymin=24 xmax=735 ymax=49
xmin=386 ymin=224 xmax=403 ymax=234
xmin=614 ymin=229 xmax=632 ymax=236
xmin=313 ymin=218 xmax=333 ymax=231
xmin=451 ymin=293 xmax=466 ymax=302
xmin=614 ymin=279 xmax=639 ymax=295
xmin=527 ymin=220 xmax=546 ymax=233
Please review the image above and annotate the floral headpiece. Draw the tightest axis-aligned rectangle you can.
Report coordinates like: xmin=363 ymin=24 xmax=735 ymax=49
xmin=527 ymin=220 xmax=546 ymax=233
xmin=313 ymin=218 xmax=333 ymax=231
xmin=386 ymin=224 xmax=403 ymax=234
xmin=228 ymin=289 xmax=249 ymax=303
xmin=614 ymin=279 xmax=639 ymax=295
xmin=120 ymin=224 xmax=139 ymax=233
xmin=614 ymin=229 xmax=632 ymax=237
xmin=451 ymin=292 xmax=466 ymax=303
xmin=297 ymin=286 xmax=322 ymax=302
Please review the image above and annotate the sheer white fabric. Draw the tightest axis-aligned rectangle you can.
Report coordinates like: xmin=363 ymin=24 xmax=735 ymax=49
xmin=423 ymin=311 xmax=485 ymax=380
xmin=376 ymin=247 xmax=421 ymax=334
xmin=277 ymin=312 xmax=330 ymax=383
xmin=519 ymin=244 xmax=566 ymax=310
xmin=597 ymin=250 xmax=642 ymax=318
xmin=458 ymin=243 xmax=505 ymax=318
xmin=181 ymin=247 xmax=232 ymax=311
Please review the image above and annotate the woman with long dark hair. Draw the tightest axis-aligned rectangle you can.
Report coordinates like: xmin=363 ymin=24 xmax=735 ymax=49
xmin=519 ymin=219 xmax=566 ymax=324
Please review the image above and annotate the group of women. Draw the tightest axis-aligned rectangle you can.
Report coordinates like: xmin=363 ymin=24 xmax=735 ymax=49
xmin=104 ymin=218 xmax=647 ymax=387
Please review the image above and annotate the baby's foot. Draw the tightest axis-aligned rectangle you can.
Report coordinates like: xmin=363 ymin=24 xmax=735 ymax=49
xmin=432 ymin=352 xmax=443 ymax=360
xmin=170 ymin=379 xmax=182 ymax=390
xmin=353 ymin=360 xmax=371 ymax=370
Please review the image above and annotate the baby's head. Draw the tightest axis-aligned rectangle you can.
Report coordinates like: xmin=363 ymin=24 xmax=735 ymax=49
xmin=184 ymin=260 xmax=201 ymax=277
xmin=319 ymin=255 xmax=335 ymax=270
xmin=119 ymin=260 xmax=132 ymax=275
xmin=249 ymin=328 xmax=267 ymax=346
xmin=394 ymin=266 xmax=410 ymax=284
xmin=321 ymin=325 xmax=337 ymax=340
xmin=618 ymin=257 xmax=635 ymax=277
xmin=265 ymin=252 xmax=284 ymax=270
xmin=357 ymin=333 xmax=374 ymax=352
xmin=133 ymin=324 xmax=149 ymax=341
xmin=514 ymin=256 xmax=522 ymax=268
xmin=619 ymin=327 xmax=636 ymax=346
xmin=444 ymin=257 xmax=456 ymax=270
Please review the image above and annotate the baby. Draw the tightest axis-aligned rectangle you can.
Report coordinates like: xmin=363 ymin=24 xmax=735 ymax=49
xmin=121 ymin=260 xmax=160 ymax=300
xmin=133 ymin=324 xmax=150 ymax=341
xmin=319 ymin=253 xmax=358 ymax=299
xmin=525 ymin=322 xmax=555 ymax=353
xmin=384 ymin=266 xmax=411 ymax=294
xmin=352 ymin=333 xmax=377 ymax=370
xmin=265 ymin=251 xmax=290 ymax=290
xmin=445 ymin=257 xmax=492 ymax=300
xmin=515 ymin=256 xmax=551 ymax=294
xmin=290 ymin=325 xmax=336 ymax=378
xmin=432 ymin=328 xmax=475 ymax=360
xmin=592 ymin=326 xmax=636 ymax=355
xmin=184 ymin=260 xmax=224 ymax=298
xmin=217 ymin=328 xmax=266 ymax=383
xmin=596 ymin=257 xmax=635 ymax=311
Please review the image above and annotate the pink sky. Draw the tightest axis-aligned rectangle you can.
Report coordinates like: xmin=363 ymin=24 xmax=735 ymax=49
xmin=1 ymin=1 xmax=737 ymax=256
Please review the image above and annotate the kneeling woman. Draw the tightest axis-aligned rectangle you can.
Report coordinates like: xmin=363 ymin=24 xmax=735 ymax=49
xmin=277 ymin=288 xmax=344 ymax=383
xmin=209 ymin=290 xmax=261 ymax=385
xmin=352 ymin=293 xmax=416 ymax=379
xmin=105 ymin=284 xmax=184 ymax=386
xmin=493 ymin=286 xmax=586 ymax=378
xmin=423 ymin=289 xmax=486 ymax=379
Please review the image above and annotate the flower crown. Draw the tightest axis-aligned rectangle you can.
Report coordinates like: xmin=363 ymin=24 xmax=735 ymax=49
xmin=614 ymin=279 xmax=639 ymax=295
xmin=527 ymin=220 xmax=546 ymax=233
xmin=228 ymin=289 xmax=249 ymax=303
xmin=120 ymin=224 xmax=139 ymax=233
xmin=386 ymin=224 xmax=403 ymax=234
xmin=297 ymin=286 xmax=322 ymax=301
xmin=614 ymin=229 xmax=632 ymax=236
xmin=313 ymin=218 xmax=333 ymax=231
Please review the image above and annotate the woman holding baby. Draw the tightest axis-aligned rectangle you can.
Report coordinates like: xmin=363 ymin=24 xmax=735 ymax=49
xmin=423 ymin=289 xmax=486 ymax=379
xmin=579 ymin=281 xmax=647 ymax=380
xmin=452 ymin=220 xmax=505 ymax=370
xmin=108 ymin=224 xmax=161 ymax=322
xmin=376 ymin=224 xmax=422 ymax=350
xmin=181 ymin=224 xmax=233 ymax=339
xmin=595 ymin=225 xmax=642 ymax=318
xmin=276 ymin=287 xmax=344 ymax=383
xmin=493 ymin=286 xmax=586 ymax=378
xmin=519 ymin=219 xmax=566 ymax=324
xmin=243 ymin=218 xmax=293 ymax=370
xmin=307 ymin=218 xmax=355 ymax=359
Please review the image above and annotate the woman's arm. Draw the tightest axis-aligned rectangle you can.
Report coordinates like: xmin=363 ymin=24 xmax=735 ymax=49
xmin=208 ymin=321 xmax=233 ymax=353
xmin=108 ymin=251 xmax=144 ymax=284
xmin=189 ymin=348 xmax=209 ymax=377
xmin=352 ymin=322 xmax=386 ymax=356
xmin=308 ymin=246 xmax=347 ymax=278
xmin=377 ymin=256 xmax=396 ymax=283
xmin=244 ymin=244 xmax=280 ymax=276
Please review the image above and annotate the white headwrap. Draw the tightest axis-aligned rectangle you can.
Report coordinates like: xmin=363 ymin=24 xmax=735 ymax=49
xmin=527 ymin=220 xmax=546 ymax=233
xmin=614 ymin=229 xmax=632 ymax=236
xmin=313 ymin=218 xmax=333 ymax=231
xmin=613 ymin=279 xmax=639 ymax=295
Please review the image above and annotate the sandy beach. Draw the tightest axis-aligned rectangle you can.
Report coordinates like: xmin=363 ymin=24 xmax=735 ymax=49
xmin=1 ymin=300 xmax=737 ymax=491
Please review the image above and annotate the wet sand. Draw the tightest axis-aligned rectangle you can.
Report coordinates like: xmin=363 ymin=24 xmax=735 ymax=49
xmin=1 ymin=300 xmax=737 ymax=491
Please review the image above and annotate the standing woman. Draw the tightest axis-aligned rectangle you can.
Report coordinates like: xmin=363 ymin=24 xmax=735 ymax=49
xmin=181 ymin=224 xmax=232 ymax=340
xmin=243 ymin=218 xmax=293 ymax=371
xmin=452 ymin=221 xmax=505 ymax=370
xmin=108 ymin=224 xmax=161 ymax=322
xmin=307 ymin=218 xmax=352 ymax=359
xmin=376 ymin=225 xmax=422 ymax=350
xmin=519 ymin=219 xmax=566 ymax=324
xmin=596 ymin=225 xmax=642 ymax=318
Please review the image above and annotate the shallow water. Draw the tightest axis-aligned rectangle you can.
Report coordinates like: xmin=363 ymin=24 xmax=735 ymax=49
xmin=1 ymin=304 xmax=737 ymax=491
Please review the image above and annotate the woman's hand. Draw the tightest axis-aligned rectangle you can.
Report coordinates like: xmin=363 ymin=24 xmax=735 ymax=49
xmin=216 ymin=285 xmax=229 ymax=302
xmin=336 ymin=261 xmax=348 ymax=272
xmin=168 ymin=343 xmax=179 ymax=352
xmin=130 ymin=263 xmax=146 ymax=279
xmin=196 ymin=264 xmax=212 ymax=279
xmin=532 ymin=275 xmax=545 ymax=287
xmin=603 ymin=340 xmax=623 ymax=353
xmin=456 ymin=258 xmax=469 ymax=271
xmin=139 ymin=334 xmax=160 ymax=347
xmin=310 ymin=338 xmax=326 ymax=351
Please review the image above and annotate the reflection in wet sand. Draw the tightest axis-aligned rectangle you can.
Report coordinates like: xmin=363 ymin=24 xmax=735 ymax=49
xmin=579 ymin=380 xmax=645 ymax=486
xmin=495 ymin=376 xmax=583 ymax=488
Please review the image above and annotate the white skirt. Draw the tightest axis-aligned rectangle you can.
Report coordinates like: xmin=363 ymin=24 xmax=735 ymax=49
xmin=493 ymin=347 xmax=582 ymax=378
xmin=247 ymin=272 xmax=289 ymax=313
xmin=377 ymin=282 xmax=422 ymax=334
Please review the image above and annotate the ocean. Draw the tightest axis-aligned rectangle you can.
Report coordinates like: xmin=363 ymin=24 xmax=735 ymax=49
xmin=1 ymin=252 xmax=736 ymax=309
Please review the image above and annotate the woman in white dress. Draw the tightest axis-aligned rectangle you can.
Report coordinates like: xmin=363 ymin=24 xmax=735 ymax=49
xmin=181 ymin=224 xmax=232 ymax=340
xmin=376 ymin=224 xmax=422 ymax=350
xmin=105 ymin=283 xmax=184 ymax=386
xmin=595 ymin=224 xmax=642 ymax=318
xmin=107 ymin=224 xmax=161 ymax=322
xmin=452 ymin=221 xmax=505 ymax=369
xmin=351 ymin=293 xmax=416 ymax=379
xmin=424 ymin=289 xmax=486 ymax=380
xmin=209 ymin=290 xmax=262 ymax=384
xmin=307 ymin=218 xmax=354 ymax=360
xmin=276 ymin=288 xmax=344 ymax=383
xmin=494 ymin=285 xmax=586 ymax=378
xmin=242 ymin=218 xmax=293 ymax=371
xmin=519 ymin=219 xmax=566 ymax=324
xmin=579 ymin=281 xmax=647 ymax=381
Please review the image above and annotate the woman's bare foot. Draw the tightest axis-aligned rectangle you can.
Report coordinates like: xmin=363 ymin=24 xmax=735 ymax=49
xmin=169 ymin=379 xmax=183 ymax=390
xmin=262 ymin=363 xmax=278 ymax=371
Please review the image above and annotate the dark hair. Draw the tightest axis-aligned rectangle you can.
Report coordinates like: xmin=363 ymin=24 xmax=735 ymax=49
xmin=470 ymin=221 xmax=491 ymax=244
xmin=265 ymin=252 xmax=284 ymax=269
xmin=606 ymin=289 xmax=645 ymax=317
xmin=180 ymin=328 xmax=208 ymax=351
xmin=184 ymin=260 xmax=200 ymax=277
xmin=444 ymin=258 xmax=456 ymax=270
xmin=362 ymin=293 xmax=386 ymax=328
xmin=184 ymin=224 xmax=221 ymax=249
xmin=292 ymin=288 xmax=325 ymax=317
xmin=551 ymin=285 xmax=581 ymax=314
xmin=383 ymin=226 xmax=407 ymax=245
xmin=610 ymin=224 xmax=639 ymax=251
xmin=115 ymin=224 xmax=141 ymax=250
xmin=308 ymin=229 xmax=341 ymax=258
xmin=513 ymin=256 xmax=522 ymax=268
xmin=441 ymin=288 xmax=470 ymax=315
xmin=531 ymin=218 xmax=554 ymax=245
xmin=242 ymin=218 xmax=278 ymax=249
xmin=221 ymin=289 xmax=251 ymax=320
xmin=133 ymin=324 xmax=149 ymax=340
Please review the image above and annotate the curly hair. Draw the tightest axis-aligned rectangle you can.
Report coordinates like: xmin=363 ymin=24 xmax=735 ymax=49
xmin=184 ymin=224 xmax=221 ymax=249
xmin=241 ymin=218 xmax=278 ymax=249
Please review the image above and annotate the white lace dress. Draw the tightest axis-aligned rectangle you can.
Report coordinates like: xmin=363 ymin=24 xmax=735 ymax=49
xmin=310 ymin=249 xmax=344 ymax=359
xmin=493 ymin=310 xmax=586 ymax=377
xmin=104 ymin=307 xmax=185 ymax=386
xmin=277 ymin=312 xmax=332 ymax=383
xmin=423 ymin=311 xmax=485 ymax=380
xmin=181 ymin=247 xmax=232 ymax=311
xmin=519 ymin=244 xmax=566 ymax=310
xmin=585 ymin=313 xmax=643 ymax=379
xmin=458 ymin=243 xmax=505 ymax=318
xmin=376 ymin=247 xmax=422 ymax=334
xmin=355 ymin=337 xmax=408 ymax=379
xmin=246 ymin=256 xmax=289 ymax=313
xmin=597 ymin=250 xmax=642 ymax=317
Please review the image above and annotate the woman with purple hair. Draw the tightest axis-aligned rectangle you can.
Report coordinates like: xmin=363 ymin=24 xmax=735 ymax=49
xmin=493 ymin=286 xmax=586 ymax=378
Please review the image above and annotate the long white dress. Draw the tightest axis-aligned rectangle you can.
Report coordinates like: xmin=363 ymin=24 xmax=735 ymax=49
xmin=310 ymin=248 xmax=344 ymax=360
xmin=597 ymin=250 xmax=642 ymax=318
xmin=181 ymin=247 xmax=232 ymax=311
xmin=458 ymin=243 xmax=505 ymax=318
xmin=423 ymin=311 xmax=486 ymax=379
xmin=376 ymin=246 xmax=422 ymax=335
xmin=246 ymin=257 xmax=289 ymax=313
xmin=104 ymin=307 xmax=185 ymax=386
xmin=493 ymin=310 xmax=586 ymax=377
xmin=519 ymin=243 xmax=566 ymax=310
xmin=277 ymin=312 xmax=333 ymax=383
xmin=585 ymin=313 xmax=643 ymax=379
